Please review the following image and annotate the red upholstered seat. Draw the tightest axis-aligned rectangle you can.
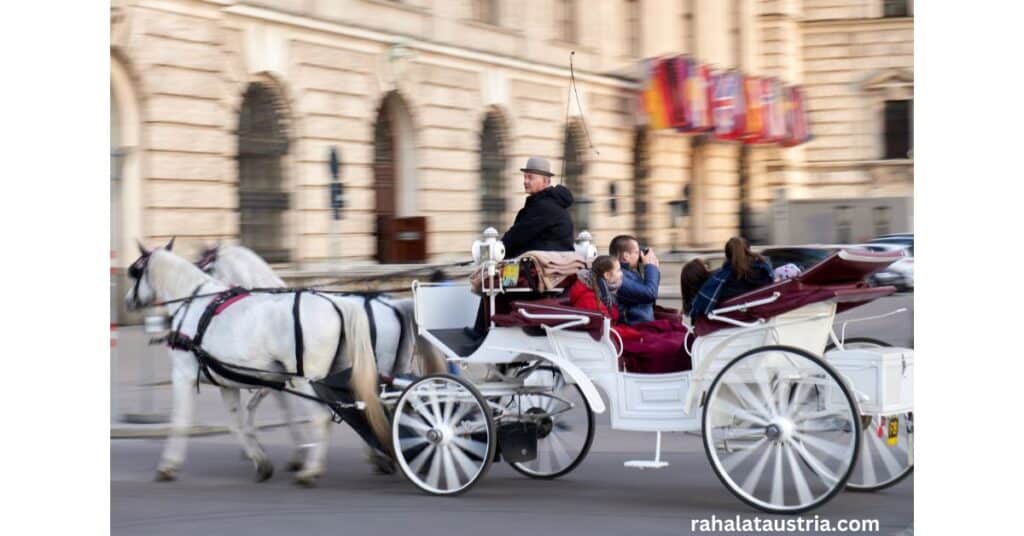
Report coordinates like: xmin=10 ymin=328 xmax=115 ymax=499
xmin=694 ymin=250 xmax=901 ymax=337
xmin=492 ymin=299 xmax=606 ymax=341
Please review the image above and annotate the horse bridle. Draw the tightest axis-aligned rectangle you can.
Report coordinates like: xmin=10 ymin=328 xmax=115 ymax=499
xmin=195 ymin=246 xmax=219 ymax=273
xmin=127 ymin=251 xmax=153 ymax=308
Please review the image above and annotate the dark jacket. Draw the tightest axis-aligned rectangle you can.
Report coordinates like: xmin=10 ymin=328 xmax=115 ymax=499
xmin=501 ymin=185 xmax=575 ymax=258
xmin=689 ymin=258 xmax=774 ymax=319
xmin=616 ymin=262 xmax=661 ymax=324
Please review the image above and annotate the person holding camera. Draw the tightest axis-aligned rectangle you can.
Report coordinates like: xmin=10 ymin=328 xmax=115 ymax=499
xmin=608 ymin=234 xmax=661 ymax=324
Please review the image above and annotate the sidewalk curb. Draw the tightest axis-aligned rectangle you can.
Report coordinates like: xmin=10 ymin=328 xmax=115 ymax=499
xmin=111 ymin=419 xmax=310 ymax=439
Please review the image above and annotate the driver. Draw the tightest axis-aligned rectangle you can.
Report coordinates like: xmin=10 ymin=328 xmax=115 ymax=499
xmin=500 ymin=156 xmax=575 ymax=258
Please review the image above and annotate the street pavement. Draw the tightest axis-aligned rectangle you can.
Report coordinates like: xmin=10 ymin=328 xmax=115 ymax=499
xmin=111 ymin=293 xmax=913 ymax=535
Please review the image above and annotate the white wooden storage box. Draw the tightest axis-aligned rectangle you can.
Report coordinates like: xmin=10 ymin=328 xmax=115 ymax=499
xmin=826 ymin=347 xmax=914 ymax=415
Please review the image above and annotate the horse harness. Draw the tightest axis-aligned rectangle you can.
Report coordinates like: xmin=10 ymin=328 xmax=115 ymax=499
xmin=165 ymin=285 xmax=347 ymax=395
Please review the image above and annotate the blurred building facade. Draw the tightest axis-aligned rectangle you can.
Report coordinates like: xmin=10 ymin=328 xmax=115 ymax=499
xmin=110 ymin=0 xmax=913 ymax=268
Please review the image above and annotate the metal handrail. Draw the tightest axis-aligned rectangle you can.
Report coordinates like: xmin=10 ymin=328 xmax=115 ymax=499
xmin=517 ymin=309 xmax=591 ymax=331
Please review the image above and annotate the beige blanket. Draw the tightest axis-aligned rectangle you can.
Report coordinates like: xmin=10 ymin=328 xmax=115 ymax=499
xmin=519 ymin=250 xmax=589 ymax=292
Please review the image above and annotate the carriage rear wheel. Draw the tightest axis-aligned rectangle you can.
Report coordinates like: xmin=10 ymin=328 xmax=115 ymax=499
xmin=392 ymin=374 xmax=495 ymax=496
xmin=826 ymin=337 xmax=914 ymax=492
xmin=506 ymin=366 xmax=595 ymax=479
xmin=702 ymin=345 xmax=861 ymax=514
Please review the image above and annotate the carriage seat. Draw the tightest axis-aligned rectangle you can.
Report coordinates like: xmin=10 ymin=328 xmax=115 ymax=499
xmin=491 ymin=298 xmax=606 ymax=341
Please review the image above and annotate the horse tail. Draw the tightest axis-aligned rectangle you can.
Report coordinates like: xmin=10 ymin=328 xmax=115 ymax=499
xmin=393 ymin=298 xmax=447 ymax=375
xmin=416 ymin=335 xmax=448 ymax=375
xmin=340 ymin=300 xmax=393 ymax=455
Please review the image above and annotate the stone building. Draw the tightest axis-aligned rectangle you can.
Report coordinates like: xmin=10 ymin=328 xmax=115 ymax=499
xmin=110 ymin=0 xmax=913 ymax=270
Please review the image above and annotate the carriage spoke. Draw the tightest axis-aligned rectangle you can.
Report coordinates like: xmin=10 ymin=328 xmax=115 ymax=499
xmin=727 ymin=382 xmax=774 ymax=421
xmin=547 ymin=430 xmax=573 ymax=469
xmin=399 ymin=435 xmax=429 ymax=452
xmin=399 ymin=413 xmax=433 ymax=434
xmin=408 ymin=443 xmax=436 ymax=475
xmin=426 ymin=385 xmax=444 ymax=424
xmin=755 ymin=376 xmax=779 ymax=417
xmin=776 ymin=379 xmax=790 ymax=416
xmin=873 ymin=432 xmax=903 ymax=477
xmin=784 ymin=444 xmax=815 ymax=505
xmin=785 ymin=382 xmax=812 ymax=418
xmin=441 ymin=445 xmax=460 ymax=489
xmin=793 ymin=432 xmax=850 ymax=462
xmin=426 ymin=447 xmax=443 ymax=490
xmin=790 ymin=438 xmax=839 ymax=485
xmin=859 ymin=433 xmax=879 ymax=484
xmin=713 ymin=398 xmax=770 ymax=427
xmin=448 ymin=399 xmax=478 ymax=427
xmin=407 ymin=397 xmax=438 ymax=427
xmin=771 ymin=444 xmax=785 ymax=506
xmin=448 ymin=441 xmax=481 ymax=479
xmin=738 ymin=440 xmax=773 ymax=493
xmin=452 ymin=436 xmax=489 ymax=460
xmin=722 ymin=437 xmax=768 ymax=473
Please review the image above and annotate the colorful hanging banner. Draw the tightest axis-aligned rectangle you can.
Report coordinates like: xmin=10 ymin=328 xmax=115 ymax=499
xmin=637 ymin=56 xmax=810 ymax=147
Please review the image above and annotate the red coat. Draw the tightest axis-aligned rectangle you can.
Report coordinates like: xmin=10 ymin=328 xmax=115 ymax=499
xmin=567 ymin=280 xmax=643 ymax=341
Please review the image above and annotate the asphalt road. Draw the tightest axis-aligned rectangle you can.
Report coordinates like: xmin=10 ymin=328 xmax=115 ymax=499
xmin=111 ymin=294 xmax=913 ymax=535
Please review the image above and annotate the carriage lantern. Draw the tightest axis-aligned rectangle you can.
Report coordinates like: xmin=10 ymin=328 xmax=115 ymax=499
xmin=472 ymin=227 xmax=505 ymax=277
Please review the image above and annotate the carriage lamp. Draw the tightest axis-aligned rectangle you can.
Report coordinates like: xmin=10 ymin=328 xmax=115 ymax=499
xmin=471 ymin=227 xmax=506 ymax=276
xmin=575 ymin=230 xmax=597 ymax=260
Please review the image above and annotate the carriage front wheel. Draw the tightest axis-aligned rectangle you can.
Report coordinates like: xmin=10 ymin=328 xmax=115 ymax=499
xmin=392 ymin=374 xmax=496 ymax=496
xmin=826 ymin=337 xmax=914 ymax=492
xmin=702 ymin=345 xmax=861 ymax=514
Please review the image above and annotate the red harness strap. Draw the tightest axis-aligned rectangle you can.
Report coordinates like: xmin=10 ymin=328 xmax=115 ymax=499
xmin=214 ymin=291 xmax=249 ymax=315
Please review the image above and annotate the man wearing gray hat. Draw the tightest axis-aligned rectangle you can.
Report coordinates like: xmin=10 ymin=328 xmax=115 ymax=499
xmin=500 ymin=156 xmax=576 ymax=258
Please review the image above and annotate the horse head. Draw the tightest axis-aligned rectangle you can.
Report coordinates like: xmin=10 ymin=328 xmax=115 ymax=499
xmin=124 ymin=238 xmax=179 ymax=310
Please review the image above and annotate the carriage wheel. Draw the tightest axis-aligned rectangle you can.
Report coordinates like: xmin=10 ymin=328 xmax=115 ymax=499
xmin=827 ymin=337 xmax=914 ymax=491
xmin=702 ymin=345 xmax=861 ymax=514
xmin=392 ymin=374 xmax=495 ymax=496
xmin=507 ymin=365 xmax=595 ymax=479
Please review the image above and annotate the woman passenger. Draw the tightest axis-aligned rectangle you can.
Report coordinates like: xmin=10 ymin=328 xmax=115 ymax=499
xmin=680 ymin=258 xmax=711 ymax=319
xmin=688 ymin=237 xmax=773 ymax=320
xmin=568 ymin=255 xmax=642 ymax=341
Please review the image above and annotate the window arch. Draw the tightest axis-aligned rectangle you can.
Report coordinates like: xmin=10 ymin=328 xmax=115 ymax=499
xmin=237 ymin=81 xmax=291 ymax=263
xmin=480 ymin=110 xmax=507 ymax=230
xmin=562 ymin=122 xmax=588 ymax=234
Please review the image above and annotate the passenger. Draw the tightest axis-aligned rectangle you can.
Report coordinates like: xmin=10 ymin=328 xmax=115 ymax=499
xmin=570 ymin=256 xmax=691 ymax=373
xmin=608 ymin=235 xmax=661 ymax=325
xmin=680 ymin=258 xmax=711 ymax=319
xmin=567 ymin=256 xmax=642 ymax=341
xmin=689 ymin=237 xmax=774 ymax=320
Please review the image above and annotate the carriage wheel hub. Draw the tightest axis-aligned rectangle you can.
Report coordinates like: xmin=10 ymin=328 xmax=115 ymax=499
xmin=765 ymin=419 xmax=795 ymax=443
xmin=426 ymin=427 xmax=452 ymax=445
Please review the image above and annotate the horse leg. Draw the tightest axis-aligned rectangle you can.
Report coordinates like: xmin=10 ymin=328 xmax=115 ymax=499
xmin=241 ymin=388 xmax=270 ymax=461
xmin=156 ymin=354 xmax=197 ymax=482
xmin=272 ymin=391 xmax=309 ymax=472
xmin=221 ymin=387 xmax=274 ymax=482
xmin=293 ymin=382 xmax=332 ymax=486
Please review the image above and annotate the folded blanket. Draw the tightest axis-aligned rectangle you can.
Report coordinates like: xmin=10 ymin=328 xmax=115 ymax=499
xmin=519 ymin=250 xmax=588 ymax=292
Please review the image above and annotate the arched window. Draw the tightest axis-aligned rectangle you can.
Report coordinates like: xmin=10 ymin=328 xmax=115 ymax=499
xmin=480 ymin=111 xmax=507 ymax=230
xmin=631 ymin=127 xmax=650 ymax=245
xmin=237 ymin=82 xmax=290 ymax=263
xmin=562 ymin=123 xmax=588 ymax=234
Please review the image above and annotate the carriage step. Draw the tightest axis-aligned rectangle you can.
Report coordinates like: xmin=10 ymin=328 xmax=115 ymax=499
xmin=624 ymin=431 xmax=669 ymax=470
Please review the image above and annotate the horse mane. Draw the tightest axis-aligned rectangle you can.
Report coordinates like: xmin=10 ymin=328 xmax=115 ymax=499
xmin=215 ymin=246 xmax=286 ymax=288
xmin=149 ymin=249 xmax=222 ymax=299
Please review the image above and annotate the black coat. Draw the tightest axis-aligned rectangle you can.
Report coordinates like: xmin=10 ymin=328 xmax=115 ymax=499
xmin=501 ymin=185 xmax=575 ymax=258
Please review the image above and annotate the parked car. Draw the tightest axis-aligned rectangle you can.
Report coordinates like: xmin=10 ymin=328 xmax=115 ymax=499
xmin=869 ymin=233 xmax=914 ymax=248
xmin=757 ymin=245 xmax=841 ymax=272
xmin=859 ymin=242 xmax=914 ymax=291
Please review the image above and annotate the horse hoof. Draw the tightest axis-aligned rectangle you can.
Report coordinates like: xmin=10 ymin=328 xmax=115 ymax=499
xmin=286 ymin=460 xmax=304 ymax=472
xmin=368 ymin=453 xmax=396 ymax=475
xmin=255 ymin=460 xmax=274 ymax=482
xmin=154 ymin=468 xmax=177 ymax=482
xmin=294 ymin=470 xmax=321 ymax=487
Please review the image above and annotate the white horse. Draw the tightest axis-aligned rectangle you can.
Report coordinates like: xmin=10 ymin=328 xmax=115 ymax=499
xmin=126 ymin=240 xmax=389 ymax=486
xmin=196 ymin=244 xmax=446 ymax=473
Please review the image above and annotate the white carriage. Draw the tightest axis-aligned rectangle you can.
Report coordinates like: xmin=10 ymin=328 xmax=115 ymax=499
xmin=389 ymin=229 xmax=914 ymax=514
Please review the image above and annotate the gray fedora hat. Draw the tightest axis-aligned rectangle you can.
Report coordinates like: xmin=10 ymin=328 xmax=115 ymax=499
xmin=519 ymin=156 xmax=555 ymax=177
